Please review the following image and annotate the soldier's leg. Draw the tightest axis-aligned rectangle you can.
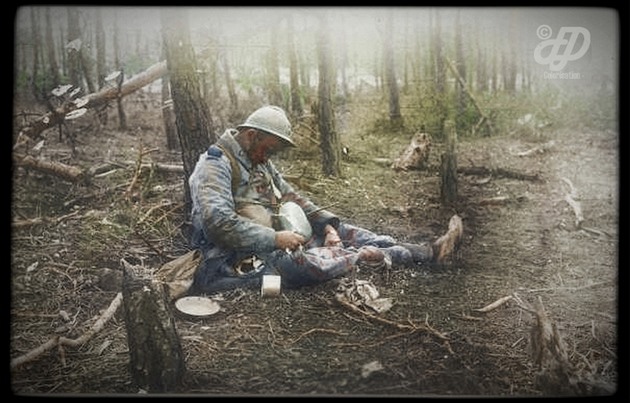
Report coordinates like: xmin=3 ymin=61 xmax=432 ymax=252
xmin=266 ymin=246 xmax=360 ymax=288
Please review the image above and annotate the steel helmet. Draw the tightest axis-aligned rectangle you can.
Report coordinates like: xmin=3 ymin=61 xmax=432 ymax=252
xmin=237 ymin=105 xmax=295 ymax=147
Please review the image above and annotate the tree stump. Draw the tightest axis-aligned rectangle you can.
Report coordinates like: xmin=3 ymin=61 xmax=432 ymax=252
xmin=121 ymin=260 xmax=185 ymax=393
xmin=391 ymin=132 xmax=432 ymax=171
xmin=440 ymin=121 xmax=458 ymax=204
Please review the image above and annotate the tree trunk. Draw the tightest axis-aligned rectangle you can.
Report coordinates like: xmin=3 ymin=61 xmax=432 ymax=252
xmin=29 ymin=7 xmax=42 ymax=101
xmin=121 ymin=260 xmax=185 ymax=393
xmin=44 ymin=7 xmax=61 ymax=89
xmin=95 ymin=9 xmax=106 ymax=90
xmin=440 ymin=121 xmax=458 ymax=205
xmin=113 ymin=12 xmax=127 ymax=130
xmin=161 ymin=74 xmax=179 ymax=151
xmin=267 ymin=24 xmax=283 ymax=107
xmin=454 ymin=10 xmax=468 ymax=134
xmin=316 ymin=14 xmax=340 ymax=177
xmin=161 ymin=8 xmax=215 ymax=223
xmin=384 ymin=10 xmax=402 ymax=126
xmin=66 ymin=7 xmax=82 ymax=90
xmin=433 ymin=9 xmax=447 ymax=138
xmin=94 ymin=9 xmax=108 ymax=126
xmin=287 ymin=14 xmax=303 ymax=117
xmin=222 ymin=51 xmax=238 ymax=112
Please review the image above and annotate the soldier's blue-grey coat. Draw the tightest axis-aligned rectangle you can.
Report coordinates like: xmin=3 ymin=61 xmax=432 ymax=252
xmin=188 ymin=129 xmax=425 ymax=294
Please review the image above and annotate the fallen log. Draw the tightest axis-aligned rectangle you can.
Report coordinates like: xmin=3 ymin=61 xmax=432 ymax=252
xmin=15 ymin=154 xmax=184 ymax=185
xmin=14 ymin=60 xmax=167 ymax=149
xmin=14 ymin=153 xmax=89 ymax=184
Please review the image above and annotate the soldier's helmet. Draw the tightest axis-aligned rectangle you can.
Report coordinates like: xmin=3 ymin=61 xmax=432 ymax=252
xmin=237 ymin=105 xmax=295 ymax=147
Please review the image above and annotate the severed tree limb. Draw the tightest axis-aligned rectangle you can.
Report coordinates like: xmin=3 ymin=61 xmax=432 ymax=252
xmin=14 ymin=153 xmax=89 ymax=184
xmin=14 ymin=153 xmax=184 ymax=185
xmin=560 ymin=178 xmax=610 ymax=238
xmin=458 ymin=165 xmax=541 ymax=181
xmin=10 ymin=292 xmax=123 ymax=370
xmin=14 ymin=60 xmax=167 ymax=150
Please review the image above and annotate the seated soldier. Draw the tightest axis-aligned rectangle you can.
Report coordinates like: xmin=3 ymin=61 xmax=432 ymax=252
xmin=188 ymin=105 xmax=463 ymax=294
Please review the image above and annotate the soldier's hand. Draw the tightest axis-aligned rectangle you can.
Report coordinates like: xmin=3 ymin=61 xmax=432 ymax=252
xmin=275 ymin=230 xmax=305 ymax=251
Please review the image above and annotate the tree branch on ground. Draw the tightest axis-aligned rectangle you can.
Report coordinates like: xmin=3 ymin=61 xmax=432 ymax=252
xmin=14 ymin=60 xmax=167 ymax=150
xmin=10 ymin=292 xmax=123 ymax=370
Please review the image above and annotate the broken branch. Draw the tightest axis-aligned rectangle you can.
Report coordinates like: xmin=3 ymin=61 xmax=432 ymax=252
xmin=474 ymin=295 xmax=514 ymax=313
xmin=10 ymin=292 xmax=123 ymax=370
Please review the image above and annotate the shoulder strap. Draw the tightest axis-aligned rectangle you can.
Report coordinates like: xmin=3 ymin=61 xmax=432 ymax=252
xmin=215 ymin=143 xmax=240 ymax=196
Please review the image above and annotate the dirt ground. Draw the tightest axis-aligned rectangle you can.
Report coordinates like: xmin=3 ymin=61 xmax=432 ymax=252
xmin=10 ymin=89 xmax=620 ymax=397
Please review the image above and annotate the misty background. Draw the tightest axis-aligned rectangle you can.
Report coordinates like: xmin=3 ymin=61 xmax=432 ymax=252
xmin=13 ymin=6 xmax=619 ymax=145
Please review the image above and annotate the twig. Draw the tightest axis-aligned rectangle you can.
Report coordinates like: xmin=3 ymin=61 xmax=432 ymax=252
xmin=289 ymin=328 xmax=348 ymax=345
xmin=137 ymin=200 xmax=174 ymax=224
xmin=510 ymin=141 xmax=555 ymax=157
xmin=474 ymin=295 xmax=513 ymax=313
xmin=11 ymin=292 xmax=123 ymax=370
xmin=335 ymin=295 xmax=449 ymax=342
xmin=12 ymin=210 xmax=81 ymax=229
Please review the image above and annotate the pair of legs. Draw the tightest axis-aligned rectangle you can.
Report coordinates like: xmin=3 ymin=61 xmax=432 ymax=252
xmin=190 ymin=215 xmax=463 ymax=294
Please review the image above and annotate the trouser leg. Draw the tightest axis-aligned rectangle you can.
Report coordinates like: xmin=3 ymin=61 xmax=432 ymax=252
xmin=336 ymin=223 xmax=432 ymax=265
xmin=265 ymin=247 xmax=359 ymax=289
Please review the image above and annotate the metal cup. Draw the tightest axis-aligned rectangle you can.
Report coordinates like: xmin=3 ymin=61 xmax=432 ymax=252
xmin=261 ymin=274 xmax=282 ymax=297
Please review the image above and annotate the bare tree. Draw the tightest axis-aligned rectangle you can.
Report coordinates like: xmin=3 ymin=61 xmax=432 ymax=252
xmin=432 ymin=9 xmax=447 ymax=137
xmin=161 ymin=73 xmax=178 ymax=151
xmin=44 ymin=7 xmax=61 ymax=89
xmin=221 ymin=49 xmax=238 ymax=113
xmin=29 ymin=7 xmax=42 ymax=101
xmin=316 ymin=13 xmax=341 ymax=177
xmin=287 ymin=14 xmax=303 ymax=117
xmin=383 ymin=10 xmax=402 ymax=126
xmin=95 ymin=8 xmax=106 ymax=90
xmin=454 ymin=10 xmax=468 ymax=134
xmin=161 ymin=8 xmax=215 ymax=217
xmin=112 ymin=11 xmax=126 ymax=130
xmin=267 ymin=24 xmax=284 ymax=107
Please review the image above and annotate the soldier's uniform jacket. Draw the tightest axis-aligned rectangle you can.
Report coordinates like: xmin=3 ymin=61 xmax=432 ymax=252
xmin=189 ymin=129 xmax=339 ymax=270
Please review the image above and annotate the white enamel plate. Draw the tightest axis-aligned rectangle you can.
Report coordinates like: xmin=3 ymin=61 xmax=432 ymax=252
xmin=174 ymin=296 xmax=221 ymax=318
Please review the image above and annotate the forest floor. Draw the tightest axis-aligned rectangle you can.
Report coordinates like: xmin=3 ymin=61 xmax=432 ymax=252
xmin=10 ymin=88 xmax=621 ymax=397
